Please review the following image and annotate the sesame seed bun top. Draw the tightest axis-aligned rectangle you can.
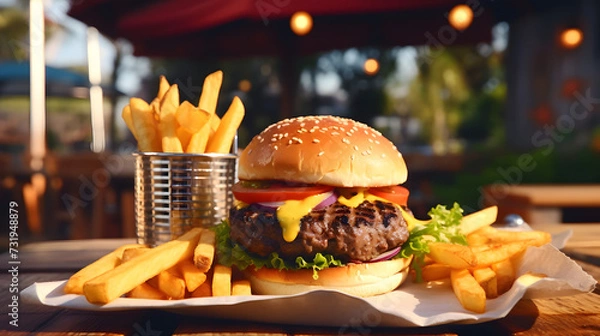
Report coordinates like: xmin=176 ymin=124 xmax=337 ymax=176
xmin=238 ymin=115 xmax=408 ymax=187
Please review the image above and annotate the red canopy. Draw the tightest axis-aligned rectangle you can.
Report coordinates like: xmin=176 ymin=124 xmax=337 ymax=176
xmin=69 ymin=0 xmax=500 ymax=59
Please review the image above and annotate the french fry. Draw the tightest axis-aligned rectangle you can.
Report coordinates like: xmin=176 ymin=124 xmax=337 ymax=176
xmin=186 ymin=122 xmax=211 ymax=154
xmin=156 ymin=268 xmax=186 ymax=300
xmin=121 ymin=247 xmax=150 ymax=263
xmin=212 ymin=264 xmax=232 ymax=297
xmin=198 ymin=70 xmax=223 ymax=115
xmin=470 ymin=226 xmax=551 ymax=247
xmin=158 ymin=84 xmax=183 ymax=153
xmin=450 ymin=269 xmax=486 ymax=313
xmin=232 ymin=280 xmax=252 ymax=296
xmin=130 ymin=98 xmax=161 ymax=152
xmin=127 ymin=282 xmax=167 ymax=300
xmin=157 ymin=75 xmax=170 ymax=101
xmin=206 ymin=96 xmax=245 ymax=153
xmin=428 ymin=242 xmax=477 ymax=269
xmin=472 ymin=267 xmax=498 ymax=299
xmin=473 ymin=241 xmax=531 ymax=268
xmin=191 ymin=281 xmax=212 ymax=298
xmin=466 ymin=232 xmax=490 ymax=246
xmin=121 ymin=105 xmax=138 ymax=140
xmin=178 ymin=259 xmax=207 ymax=292
xmin=176 ymin=126 xmax=193 ymax=150
xmin=492 ymin=259 xmax=516 ymax=295
xmin=83 ymin=228 xmax=202 ymax=304
xmin=460 ymin=206 xmax=497 ymax=235
xmin=175 ymin=102 xmax=211 ymax=133
xmin=421 ymin=263 xmax=451 ymax=282
xmin=193 ymin=229 xmax=216 ymax=272
xmin=209 ymin=113 xmax=221 ymax=133
xmin=64 ymin=244 xmax=142 ymax=295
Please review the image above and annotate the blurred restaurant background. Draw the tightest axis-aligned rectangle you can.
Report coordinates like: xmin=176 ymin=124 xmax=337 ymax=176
xmin=1 ymin=0 xmax=599 ymax=247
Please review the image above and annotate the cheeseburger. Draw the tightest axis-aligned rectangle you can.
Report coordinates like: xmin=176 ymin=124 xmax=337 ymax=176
xmin=216 ymin=115 xmax=415 ymax=297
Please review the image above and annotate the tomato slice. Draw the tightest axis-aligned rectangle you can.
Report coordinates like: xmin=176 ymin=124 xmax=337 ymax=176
xmin=232 ymin=182 xmax=334 ymax=204
xmin=369 ymin=185 xmax=409 ymax=206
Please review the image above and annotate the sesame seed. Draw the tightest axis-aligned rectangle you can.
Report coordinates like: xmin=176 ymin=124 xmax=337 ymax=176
xmin=283 ymin=132 xmax=288 ymax=138
xmin=353 ymin=145 xmax=359 ymax=151
xmin=318 ymin=151 xmax=324 ymax=156
xmin=274 ymin=145 xmax=278 ymax=150
xmin=346 ymin=132 xmax=353 ymax=137
xmin=331 ymin=131 xmax=340 ymax=136
xmin=288 ymin=139 xmax=293 ymax=145
xmin=361 ymin=151 xmax=369 ymax=156
xmin=368 ymin=138 xmax=374 ymax=143
xmin=271 ymin=138 xmax=277 ymax=142
xmin=375 ymin=140 xmax=380 ymax=144
xmin=351 ymin=154 xmax=355 ymax=161
xmin=342 ymin=138 xmax=350 ymax=144
xmin=248 ymin=149 xmax=253 ymax=154
xmin=259 ymin=138 xmax=265 ymax=143
xmin=300 ymin=122 xmax=306 ymax=127
xmin=313 ymin=139 xmax=320 ymax=143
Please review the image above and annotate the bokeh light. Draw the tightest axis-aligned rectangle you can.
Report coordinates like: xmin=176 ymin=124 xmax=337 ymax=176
xmin=560 ymin=28 xmax=583 ymax=49
xmin=290 ymin=11 xmax=313 ymax=36
xmin=448 ymin=5 xmax=473 ymax=31
xmin=364 ymin=58 xmax=380 ymax=75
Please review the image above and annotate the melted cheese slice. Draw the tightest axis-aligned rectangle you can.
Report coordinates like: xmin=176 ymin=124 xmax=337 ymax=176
xmin=276 ymin=192 xmax=331 ymax=242
xmin=270 ymin=189 xmax=428 ymax=242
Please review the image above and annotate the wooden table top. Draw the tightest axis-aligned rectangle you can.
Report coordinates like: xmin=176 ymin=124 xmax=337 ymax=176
xmin=2 ymin=223 xmax=600 ymax=335
xmin=486 ymin=184 xmax=600 ymax=207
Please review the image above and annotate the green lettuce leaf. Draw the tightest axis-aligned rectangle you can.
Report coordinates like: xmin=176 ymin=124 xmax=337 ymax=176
xmin=214 ymin=221 xmax=343 ymax=279
xmin=399 ymin=202 xmax=467 ymax=282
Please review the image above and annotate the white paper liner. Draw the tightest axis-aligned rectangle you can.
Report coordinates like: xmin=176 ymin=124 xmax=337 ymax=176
xmin=23 ymin=243 xmax=596 ymax=327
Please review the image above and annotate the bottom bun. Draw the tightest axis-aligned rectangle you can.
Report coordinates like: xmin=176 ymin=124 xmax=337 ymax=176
xmin=247 ymin=257 xmax=412 ymax=297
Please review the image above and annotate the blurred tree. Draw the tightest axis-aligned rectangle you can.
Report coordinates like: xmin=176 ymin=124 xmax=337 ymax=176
xmin=406 ymin=48 xmax=470 ymax=153
xmin=301 ymin=47 xmax=399 ymax=123
xmin=0 ymin=6 xmax=29 ymax=61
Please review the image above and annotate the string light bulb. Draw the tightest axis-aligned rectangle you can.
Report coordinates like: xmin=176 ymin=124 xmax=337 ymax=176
xmin=448 ymin=4 xmax=473 ymax=31
xmin=364 ymin=58 xmax=379 ymax=75
xmin=560 ymin=28 xmax=583 ymax=49
xmin=290 ymin=11 xmax=313 ymax=36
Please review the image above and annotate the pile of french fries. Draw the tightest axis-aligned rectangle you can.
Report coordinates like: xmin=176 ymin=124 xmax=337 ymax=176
xmin=122 ymin=71 xmax=244 ymax=154
xmin=421 ymin=205 xmax=552 ymax=313
xmin=64 ymin=228 xmax=251 ymax=304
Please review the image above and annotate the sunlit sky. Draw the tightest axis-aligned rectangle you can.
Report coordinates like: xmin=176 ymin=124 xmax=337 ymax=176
xmin=2 ymin=0 xmax=507 ymax=97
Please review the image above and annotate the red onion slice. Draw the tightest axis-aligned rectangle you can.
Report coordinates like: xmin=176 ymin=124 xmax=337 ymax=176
xmin=313 ymin=192 xmax=338 ymax=210
xmin=369 ymin=246 xmax=402 ymax=262
xmin=257 ymin=191 xmax=335 ymax=210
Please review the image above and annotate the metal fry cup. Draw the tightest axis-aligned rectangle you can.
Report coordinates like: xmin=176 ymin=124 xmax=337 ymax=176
xmin=134 ymin=152 xmax=237 ymax=246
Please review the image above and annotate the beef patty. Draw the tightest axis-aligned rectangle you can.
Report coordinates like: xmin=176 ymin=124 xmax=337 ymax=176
xmin=228 ymin=200 xmax=409 ymax=262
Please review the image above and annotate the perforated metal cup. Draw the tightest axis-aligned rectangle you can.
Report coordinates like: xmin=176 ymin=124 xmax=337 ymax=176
xmin=134 ymin=152 xmax=237 ymax=246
